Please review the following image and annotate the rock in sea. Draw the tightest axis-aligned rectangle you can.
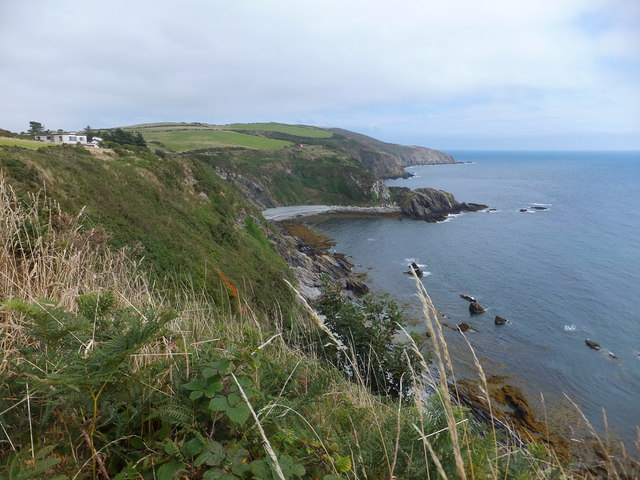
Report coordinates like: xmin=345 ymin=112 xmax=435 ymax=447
xmin=469 ymin=302 xmax=486 ymax=314
xmin=495 ymin=316 xmax=508 ymax=325
xmin=585 ymin=339 xmax=601 ymax=351
xmin=405 ymin=262 xmax=424 ymax=277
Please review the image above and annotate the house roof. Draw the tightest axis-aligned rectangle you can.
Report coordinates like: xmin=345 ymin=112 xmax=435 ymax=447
xmin=35 ymin=132 xmax=85 ymax=136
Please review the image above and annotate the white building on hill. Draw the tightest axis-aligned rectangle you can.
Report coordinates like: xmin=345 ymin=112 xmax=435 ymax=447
xmin=34 ymin=131 xmax=88 ymax=145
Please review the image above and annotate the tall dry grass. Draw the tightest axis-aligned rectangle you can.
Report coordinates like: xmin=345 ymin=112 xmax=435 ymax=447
xmin=0 ymin=179 xmax=154 ymax=373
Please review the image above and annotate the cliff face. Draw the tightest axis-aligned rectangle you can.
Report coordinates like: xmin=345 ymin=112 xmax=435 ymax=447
xmin=329 ymin=128 xmax=457 ymax=178
xmin=394 ymin=187 xmax=488 ymax=222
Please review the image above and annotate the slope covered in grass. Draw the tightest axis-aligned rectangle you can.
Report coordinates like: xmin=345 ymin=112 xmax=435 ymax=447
xmin=0 ymin=137 xmax=46 ymax=150
xmin=226 ymin=122 xmax=333 ymax=138
xmin=0 ymin=144 xmax=295 ymax=314
xmin=122 ymin=123 xmax=292 ymax=151
xmin=193 ymin=144 xmax=384 ymax=207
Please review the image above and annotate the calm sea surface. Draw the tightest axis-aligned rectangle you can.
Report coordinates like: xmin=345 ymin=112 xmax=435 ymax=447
xmin=308 ymin=151 xmax=640 ymax=447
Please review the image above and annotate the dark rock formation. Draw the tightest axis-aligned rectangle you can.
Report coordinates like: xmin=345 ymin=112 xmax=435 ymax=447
xmin=406 ymin=262 xmax=424 ymax=277
xmin=585 ymin=339 xmax=601 ymax=351
xmin=460 ymin=294 xmax=477 ymax=302
xmin=395 ymin=187 xmax=488 ymax=222
xmin=520 ymin=209 xmax=528 ymax=212
xmin=469 ymin=302 xmax=486 ymax=314
xmin=495 ymin=316 xmax=508 ymax=325
xmin=345 ymin=278 xmax=369 ymax=296
xmin=458 ymin=323 xmax=471 ymax=333
xmin=531 ymin=206 xmax=548 ymax=210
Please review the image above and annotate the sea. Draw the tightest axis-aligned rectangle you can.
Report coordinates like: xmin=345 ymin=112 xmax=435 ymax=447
xmin=306 ymin=151 xmax=640 ymax=448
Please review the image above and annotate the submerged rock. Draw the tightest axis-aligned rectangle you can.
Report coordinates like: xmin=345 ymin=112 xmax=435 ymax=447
xmin=458 ymin=323 xmax=472 ymax=333
xmin=531 ymin=206 xmax=548 ymax=210
xmin=519 ymin=209 xmax=528 ymax=212
xmin=460 ymin=294 xmax=477 ymax=302
xmin=495 ymin=315 xmax=508 ymax=325
xmin=585 ymin=339 xmax=601 ymax=351
xmin=469 ymin=302 xmax=486 ymax=314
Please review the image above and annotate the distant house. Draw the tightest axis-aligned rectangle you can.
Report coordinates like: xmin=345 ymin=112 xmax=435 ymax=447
xmin=34 ymin=131 xmax=88 ymax=145
xmin=86 ymin=136 xmax=103 ymax=148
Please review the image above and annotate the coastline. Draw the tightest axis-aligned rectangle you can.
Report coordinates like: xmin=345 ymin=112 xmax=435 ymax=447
xmin=264 ymin=211 xmax=610 ymax=464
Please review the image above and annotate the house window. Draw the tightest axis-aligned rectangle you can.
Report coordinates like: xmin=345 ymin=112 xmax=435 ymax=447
xmin=69 ymin=136 xmax=76 ymax=142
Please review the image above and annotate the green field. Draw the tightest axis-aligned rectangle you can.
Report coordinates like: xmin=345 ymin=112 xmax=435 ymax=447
xmin=0 ymin=137 xmax=46 ymax=150
xmin=136 ymin=128 xmax=293 ymax=151
xmin=225 ymin=122 xmax=333 ymax=138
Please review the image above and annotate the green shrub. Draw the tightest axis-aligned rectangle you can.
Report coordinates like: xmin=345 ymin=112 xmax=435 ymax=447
xmin=313 ymin=281 xmax=424 ymax=399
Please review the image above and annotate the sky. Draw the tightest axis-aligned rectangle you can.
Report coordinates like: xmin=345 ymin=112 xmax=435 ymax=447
xmin=1 ymin=0 xmax=638 ymax=150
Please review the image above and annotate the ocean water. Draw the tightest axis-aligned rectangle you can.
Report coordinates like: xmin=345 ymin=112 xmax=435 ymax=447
xmin=308 ymin=151 xmax=640 ymax=447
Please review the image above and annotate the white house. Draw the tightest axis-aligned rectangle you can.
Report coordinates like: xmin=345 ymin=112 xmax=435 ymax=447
xmin=34 ymin=131 xmax=88 ymax=145
xmin=86 ymin=136 xmax=103 ymax=148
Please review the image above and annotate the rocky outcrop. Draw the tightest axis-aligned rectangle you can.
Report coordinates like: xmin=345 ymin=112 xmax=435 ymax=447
xmin=585 ymin=339 xmax=601 ymax=351
xmin=395 ymin=187 xmax=488 ymax=222
xmin=469 ymin=302 xmax=486 ymax=314
xmin=406 ymin=262 xmax=424 ymax=277
xmin=270 ymin=220 xmax=370 ymax=302
xmin=345 ymin=278 xmax=370 ymax=296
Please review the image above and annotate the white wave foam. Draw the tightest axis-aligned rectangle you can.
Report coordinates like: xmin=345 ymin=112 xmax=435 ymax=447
xmin=403 ymin=258 xmax=427 ymax=268
xmin=564 ymin=324 xmax=577 ymax=332
xmin=529 ymin=203 xmax=553 ymax=207
xmin=367 ymin=238 xmax=375 ymax=241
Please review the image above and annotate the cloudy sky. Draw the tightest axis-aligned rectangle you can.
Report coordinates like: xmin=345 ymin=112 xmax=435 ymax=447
xmin=1 ymin=0 xmax=638 ymax=149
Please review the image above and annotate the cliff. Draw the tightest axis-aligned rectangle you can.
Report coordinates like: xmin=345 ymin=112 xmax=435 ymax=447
xmin=328 ymin=128 xmax=457 ymax=178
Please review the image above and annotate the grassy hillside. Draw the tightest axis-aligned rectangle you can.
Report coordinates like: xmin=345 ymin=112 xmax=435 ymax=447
xmin=226 ymin=122 xmax=333 ymax=138
xmin=0 ymin=136 xmax=46 ymax=150
xmin=193 ymin=144 xmax=383 ymax=207
xmin=121 ymin=123 xmax=293 ymax=151
xmin=119 ymin=122 xmax=455 ymax=179
xmin=0 ymin=144 xmax=295 ymax=314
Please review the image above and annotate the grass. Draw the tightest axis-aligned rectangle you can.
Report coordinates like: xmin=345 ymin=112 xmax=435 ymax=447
xmin=134 ymin=129 xmax=293 ymax=151
xmin=225 ymin=123 xmax=333 ymax=139
xmin=0 ymin=145 xmax=296 ymax=315
xmin=0 ymin=137 xmax=46 ymax=150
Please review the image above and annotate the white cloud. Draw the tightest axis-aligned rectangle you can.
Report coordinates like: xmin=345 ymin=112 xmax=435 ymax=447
xmin=0 ymin=0 xmax=637 ymax=148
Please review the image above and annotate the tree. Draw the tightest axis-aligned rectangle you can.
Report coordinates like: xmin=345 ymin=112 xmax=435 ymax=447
xmin=28 ymin=121 xmax=45 ymax=135
xmin=100 ymin=128 xmax=147 ymax=148
xmin=84 ymin=125 xmax=94 ymax=142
